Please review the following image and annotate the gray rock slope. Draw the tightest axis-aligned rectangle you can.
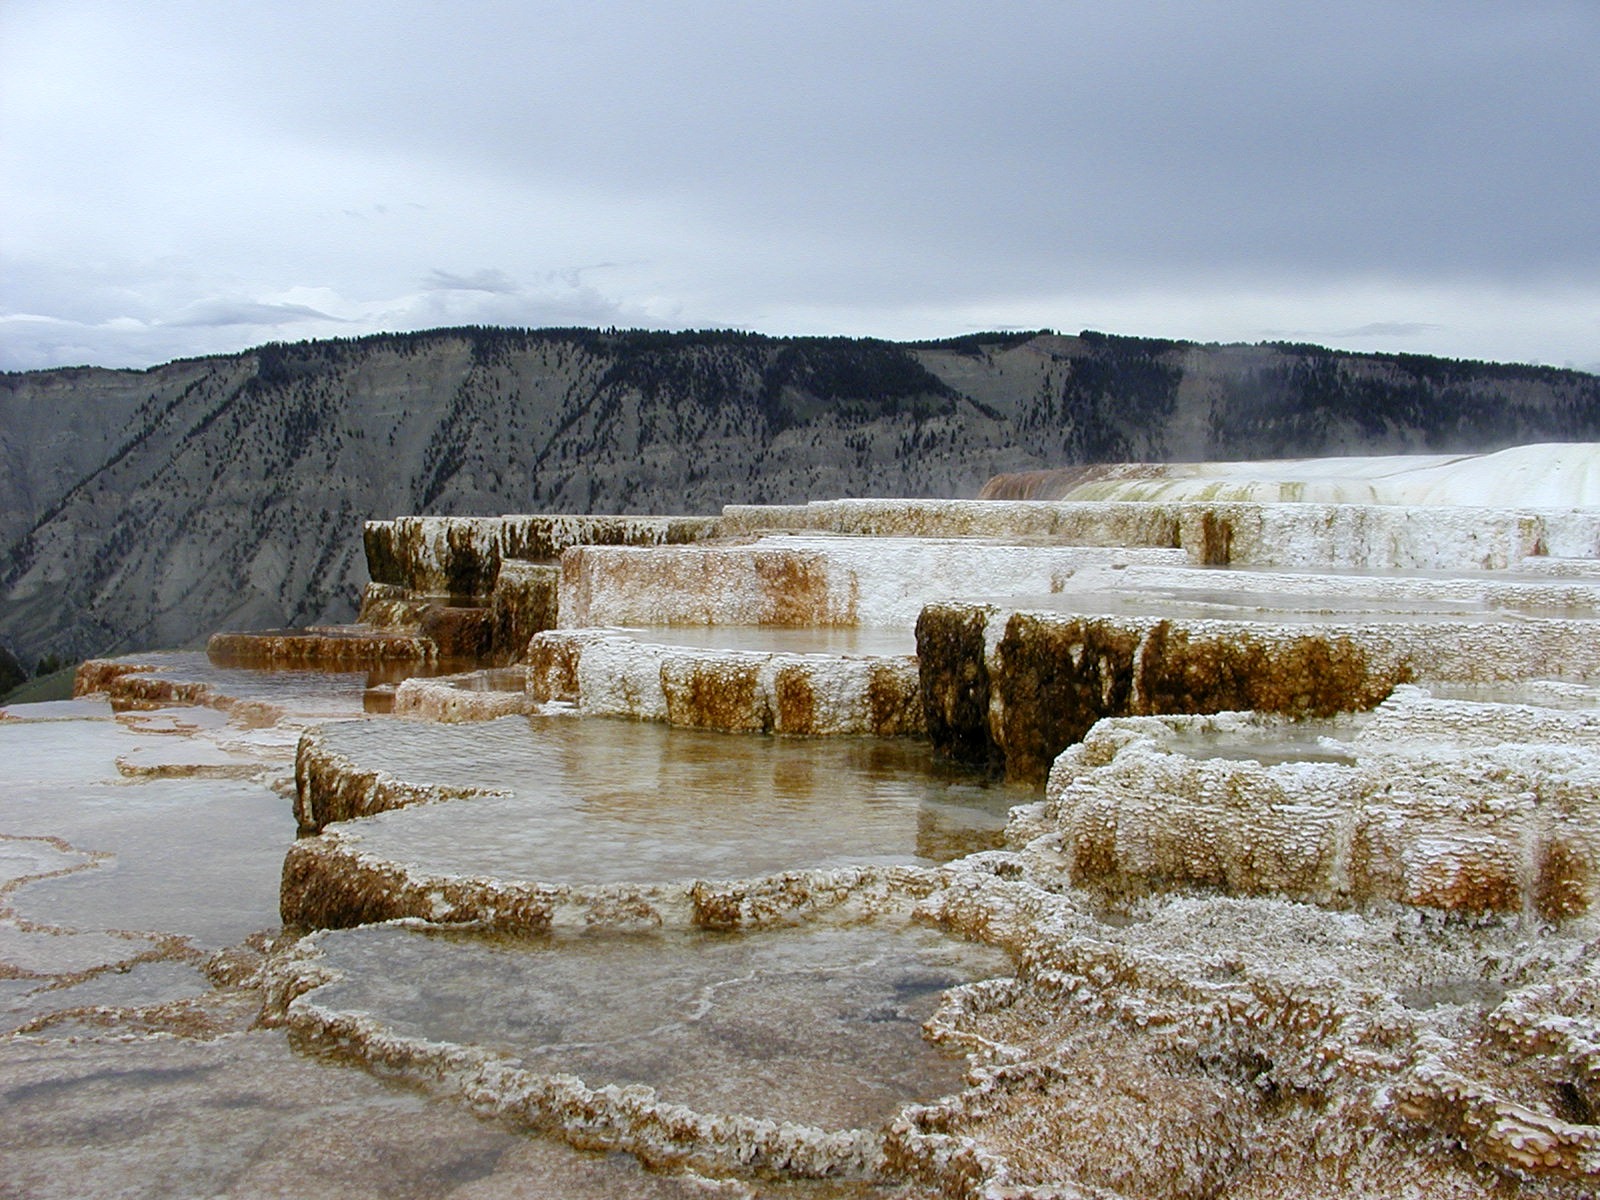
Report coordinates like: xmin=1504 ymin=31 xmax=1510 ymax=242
xmin=3 ymin=326 xmax=1598 ymax=668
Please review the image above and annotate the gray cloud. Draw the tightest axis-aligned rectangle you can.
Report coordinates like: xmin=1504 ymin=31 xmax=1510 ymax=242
xmin=2 ymin=1 xmax=1596 ymax=371
xmin=1340 ymin=323 xmax=1445 ymax=339
xmin=1262 ymin=322 xmax=1446 ymax=342
xmin=163 ymin=300 xmax=345 ymax=328
xmin=423 ymin=269 xmax=520 ymax=295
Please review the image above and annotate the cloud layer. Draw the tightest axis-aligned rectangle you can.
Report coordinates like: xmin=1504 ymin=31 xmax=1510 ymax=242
xmin=3 ymin=1 xmax=1597 ymax=372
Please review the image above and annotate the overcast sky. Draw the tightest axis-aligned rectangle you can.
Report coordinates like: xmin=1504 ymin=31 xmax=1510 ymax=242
xmin=2 ymin=1 xmax=1597 ymax=373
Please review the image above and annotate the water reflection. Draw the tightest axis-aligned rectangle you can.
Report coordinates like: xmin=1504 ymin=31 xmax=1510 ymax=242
xmin=332 ymin=716 xmax=1028 ymax=882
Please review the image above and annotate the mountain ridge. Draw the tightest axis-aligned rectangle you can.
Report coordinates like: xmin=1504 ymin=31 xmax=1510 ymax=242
xmin=4 ymin=326 xmax=1599 ymax=675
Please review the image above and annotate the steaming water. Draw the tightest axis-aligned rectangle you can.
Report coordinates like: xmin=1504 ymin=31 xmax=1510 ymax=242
xmin=324 ymin=715 xmax=1027 ymax=880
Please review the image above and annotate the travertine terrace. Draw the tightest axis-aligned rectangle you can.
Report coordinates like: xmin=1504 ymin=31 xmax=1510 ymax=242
xmin=13 ymin=442 xmax=1600 ymax=1197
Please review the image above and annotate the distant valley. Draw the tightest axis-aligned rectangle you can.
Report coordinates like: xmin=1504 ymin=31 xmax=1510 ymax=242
xmin=4 ymin=326 xmax=1599 ymax=678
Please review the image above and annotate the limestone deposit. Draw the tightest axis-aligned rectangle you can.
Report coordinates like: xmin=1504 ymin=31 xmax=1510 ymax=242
xmin=14 ymin=442 xmax=1600 ymax=1197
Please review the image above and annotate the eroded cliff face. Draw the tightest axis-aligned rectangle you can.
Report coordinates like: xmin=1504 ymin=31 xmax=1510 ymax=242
xmin=0 ymin=330 xmax=1019 ymax=666
xmin=8 ymin=326 xmax=1600 ymax=669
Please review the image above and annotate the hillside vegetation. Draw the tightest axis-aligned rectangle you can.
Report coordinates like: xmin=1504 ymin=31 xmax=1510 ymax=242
xmin=3 ymin=326 xmax=1599 ymax=674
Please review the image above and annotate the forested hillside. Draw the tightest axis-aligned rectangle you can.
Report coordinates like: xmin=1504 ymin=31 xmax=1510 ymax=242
xmin=3 ymin=326 xmax=1599 ymax=676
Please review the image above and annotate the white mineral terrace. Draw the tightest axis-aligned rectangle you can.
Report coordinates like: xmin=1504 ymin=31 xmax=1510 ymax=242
xmin=11 ymin=444 xmax=1600 ymax=1197
xmin=558 ymin=537 xmax=1190 ymax=628
xmin=985 ymin=442 xmax=1600 ymax=506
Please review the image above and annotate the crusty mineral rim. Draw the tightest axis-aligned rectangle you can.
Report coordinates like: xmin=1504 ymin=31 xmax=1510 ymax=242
xmin=292 ymin=723 xmax=508 ymax=834
xmin=280 ymin=825 xmax=947 ymax=932
xmin=525 ymin=630 xmax=925 ymax=737
xmin=74 ymin=657 xmax=286 ymax=725
xmin=391 ymin=669 xmax=537 ymax=723
xmin=901 ymin=871 xmax=1600 ymax=1192
xmin=269 ymin=907 xmax=1014 ymax=1183
xmin=722 ymin=497 xmax=1600 ymax=570
xmin=1026 ymin=706 xmax=1600 ymax=919
xmin=207 ymin=628 xmax=439 ymax=666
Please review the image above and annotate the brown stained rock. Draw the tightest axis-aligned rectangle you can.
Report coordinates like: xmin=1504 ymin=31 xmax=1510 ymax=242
xmin=441 ymin=523 xmax=499 ymax=596
xmin=1401 ymin=848 xmax=1524 ymax=914
xmin=418 ymin=605 xmax=494 ymax=661
xmin=103 ymin=674 xmax=214 ymax=712
xmin=365 ymin=515 xmax=722 ymax=597
xmin=279 ymin=837 xmax=559 ymax=932
xmin=207 ymin=629 xmax=438 ymax=665
xmin=721 ymin=497 xmax=1186 ymax=547
xmin=916 ymin=604 xmax=997 ymax=766
xmin=497 ymin=514 xmax=720 ymax=562
xmin=280 ymin=838 xmax=416 ymax=930
xmin=354 ymin=583 xmax=434 ymax=630
xmin=361 ymin=521 xmax=406 ymax=586
xmin=867 ymin=660 xmax=924 ymax=737
xmin=1134 ymin=621 xmax=1405 ymax=720
xmin=73 ymin=659 xmax=159 ymax=697
xmin=490 ymin=561 xmax=559 ymax=663
xmin=1536 ymin=840 xmax=1592 ymax=920
xmin=894 ymin=1049 xmax=1251 ymax=1199
xmin=525 ymin=633 xmax=587 ymax=703
xmin=995 ymin=614 xmax=1143 ymax=784
xmin=754 ymin=550 xmax=853 ymax=625
xmin=660 ymin=659 xmax=767 ymax=733
xmin=982 ymin=612 xmax=1412 ymax=785
xmin=293 ymin=726 xmax=496 ymax=834
xmin=1394 ymin=1059 xmax=1600 ymax=1184
xmin=772 ymin=664 xmax=818 ymax=735
xmin=1047 ymin=720 xmax=1600 ymax=917
xmin=1198 ymin=509 xmax=1234 ymax=565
